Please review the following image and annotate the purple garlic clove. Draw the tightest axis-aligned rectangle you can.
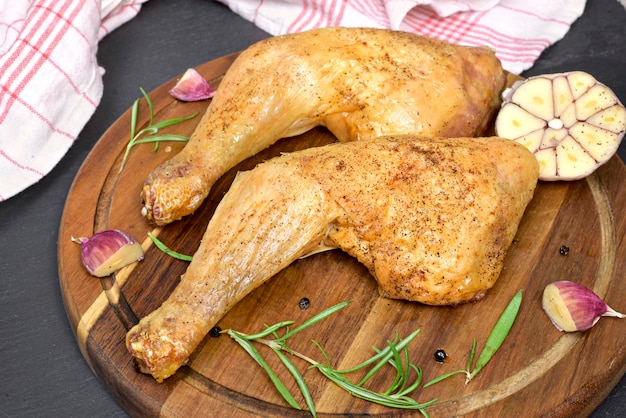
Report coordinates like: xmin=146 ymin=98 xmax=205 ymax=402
xmin=542 ymin=280 xmax=625 ymax=332
xmin=73 ymin=229 xmax=144 ymax=277
xmin=169 ymin=68 xmax=216 ymax=101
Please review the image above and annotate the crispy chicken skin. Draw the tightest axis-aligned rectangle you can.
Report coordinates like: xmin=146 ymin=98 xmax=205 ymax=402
xmin=141 ymin=27 xmax=507 ymax=225
xmin=127 ymin=136 xmax=538 ymax=381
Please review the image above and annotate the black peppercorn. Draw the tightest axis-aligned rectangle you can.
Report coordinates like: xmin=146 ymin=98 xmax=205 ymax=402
xmin=298 ymin=297 xmax=310 ymax=310
xmin=434 ymin=349 xmax=447 ymax=363
xmin=209 ymin=326 xmax=222 ymax=338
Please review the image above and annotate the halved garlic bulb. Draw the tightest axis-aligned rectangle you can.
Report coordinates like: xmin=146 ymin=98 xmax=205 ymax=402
xmin=72 ymin=229 xmax=144 ymax=277
xmin=169 ymin=68 xmax=216 ymax=102
xmin=495 ymin=71 xmax=626 ymax=181
xmin=542 ymin=280 xmax=625 ymax=332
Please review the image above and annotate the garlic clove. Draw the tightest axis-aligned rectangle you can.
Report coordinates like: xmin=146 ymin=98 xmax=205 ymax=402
xmin=72 ymin=229 xmax=144 ymax=277
xmin=542 ymin=280 xmax=625 ymax=332
xmin=495 ymin=71 xmax=626 ymax=181
xmin=169 ymin=68 xmax=216 ymax=101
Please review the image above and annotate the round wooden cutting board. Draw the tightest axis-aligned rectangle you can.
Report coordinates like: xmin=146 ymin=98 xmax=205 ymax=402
xmin=58 ymin=53 xmax=626 ymax=417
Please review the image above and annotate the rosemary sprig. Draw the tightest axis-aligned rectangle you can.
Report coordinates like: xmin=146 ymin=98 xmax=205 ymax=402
xmin=225 ymin=301 xmax=436 ymax=417
xmin=119 ymin=87 xmax=198 ymax=173
xmin=225 ymin=291 xmax=523 ymax=416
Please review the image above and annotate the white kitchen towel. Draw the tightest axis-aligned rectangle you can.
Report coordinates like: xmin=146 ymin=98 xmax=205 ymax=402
xmin=219 ymin=0 xmax=586 ymax=75
xmin=0 ymin=0 xmax=147 ymax=201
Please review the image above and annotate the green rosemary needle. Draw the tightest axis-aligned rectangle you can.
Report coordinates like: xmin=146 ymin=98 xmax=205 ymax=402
xmin=147 ymin=232 xmax=193 ymax=261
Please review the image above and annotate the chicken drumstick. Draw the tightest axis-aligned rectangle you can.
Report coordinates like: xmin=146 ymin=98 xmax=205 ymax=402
xmin=141 ymin=28 xmax=507 ymax=225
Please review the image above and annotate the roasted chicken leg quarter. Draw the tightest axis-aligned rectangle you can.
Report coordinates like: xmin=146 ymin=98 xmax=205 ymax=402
xmin=127 ymin=135 xmax=539 ymax=382
xmin=141 ymin=27 xmax=507 ymax=225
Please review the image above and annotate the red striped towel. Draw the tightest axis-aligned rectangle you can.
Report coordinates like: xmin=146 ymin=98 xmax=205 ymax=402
xmin=0 ymin=0 xmax=147 ymax=201
xmin=219 ymin=0 xmax=585 ymax=75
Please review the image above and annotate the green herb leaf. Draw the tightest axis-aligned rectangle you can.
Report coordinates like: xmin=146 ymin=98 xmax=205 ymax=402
xmin=467 ymin=290 xmax=522 ymax=382
xmin=310 ymin=339 xmax=331 ymax=366
xmin=149 ymin=114 xmax=199 ymax=130
xmin=139 ymin=87 xmax=154 ymax=125
xmin=467 ymin=338 xmax=477 ymax=372
xmin=130 ymin=98 xmax=139 ymax=140
xmin=147 ymin=232 xmax=193 ymax=261
xmin=423 ymin=369 xmax=466 ymax=388
xmin=240 ymin=321 xmax=295 ymax=341
xmin=227 ymin=329 xmax=302 ymax=410
xmin=382 ymin=340 xmax=406 ymax=395
xmin=395 ymin=364 xmax=423 ymax=397
xmin=132 ymin=134 xmax=191 ymax=146
xmin=337 ymin=329 xmax=419 ymax=375
xmin=313 ymin=363 xmax=437 ymax=413
xmin=273 ymin=348 xmax=316 ymax=417
xmin=276 ymin=301 xmax=351 ymax=342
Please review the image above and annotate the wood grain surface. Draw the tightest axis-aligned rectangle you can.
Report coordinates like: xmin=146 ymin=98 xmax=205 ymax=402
xmin=58 ymin=53 xmax=626 ymax=417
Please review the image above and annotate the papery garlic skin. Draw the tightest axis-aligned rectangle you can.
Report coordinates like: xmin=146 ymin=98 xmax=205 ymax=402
xmin=495 ymin=71 xmax=626 ymax=181
xmin=73 ymin=229 xmax=144 ymax=277
xmin=169 ymin=68 xmax=215 ymax=102
xmin=542 ymin=281 xmax=625 ymax=332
